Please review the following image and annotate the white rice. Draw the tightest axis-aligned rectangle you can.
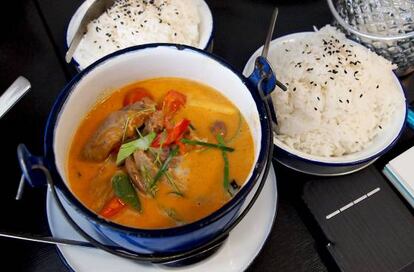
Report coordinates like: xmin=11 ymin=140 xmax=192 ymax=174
xmin=73 ymin=0 xmax=200 ymax=68
xmin=269 ymin=26 xmax=404 ymax=157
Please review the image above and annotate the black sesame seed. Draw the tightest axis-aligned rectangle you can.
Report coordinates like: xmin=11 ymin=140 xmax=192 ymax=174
xmin=324 ymin=81 xmax=327 ymax=85
xmin=317 ymin=96 xmax=320 ymax=101
xmin=376 ymin=85 xmax=379 ymax=89
xmin=285 ymin=49 xmax=289 ymax=52
xmin=293 ymin=87 xmax=296 ymax=92
xmin=349 ymin=89 xmax=352 ymax=92
xmin=360 ymin=94 xmax=363 ymax=98
xmin=344 ymin=70 xmax=347 ymax=74
xmin=330 ymin=77 xmax=334 ymax=80
xmin=339 ymin=99 xmax=343 ymax=103
xmin=310 ymin=81 xmax=314 ymax=84
xmin=325 ymin=65 xmax=329 ymax=68
xmin=346 ymin=99 xmax=350 ymax=103
xmin=379 ymin=125 xmax=382 ymax=129
xmin=307 ymin=68 xmax=314 ymax=72
xmin=314 ymin=107 xmax=318 ymax=111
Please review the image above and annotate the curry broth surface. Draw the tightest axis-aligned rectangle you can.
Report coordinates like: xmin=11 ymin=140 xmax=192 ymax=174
xmin=67 ymin=77 xmax=254 ymax=229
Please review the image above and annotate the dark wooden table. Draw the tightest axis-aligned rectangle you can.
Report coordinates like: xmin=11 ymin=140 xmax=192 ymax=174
xmin=0 ymin=0 xmax=413 ymax=271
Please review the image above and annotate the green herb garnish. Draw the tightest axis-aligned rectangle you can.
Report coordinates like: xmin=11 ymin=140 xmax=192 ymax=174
xmin=121 ymin=117 xmax=131 ymax=144
xmin=162 ymin=207 xmax=185 ymax=225
xmin=180 ymin=138 xmax=234 ymax=152
xmin=116 ymin=132 xmax=156 ymax=165
xmin=165 ymin=171 xmax=184 ymax=196
xmin=112 ymin=172 xmax=141 ymax=212
xmin=150 ymin=147 xmax=179 ymax=189
xmin=148 ymin=148 xmax=183 ymax=196
xmin=217 ymin=134 xmax=231 ymax=195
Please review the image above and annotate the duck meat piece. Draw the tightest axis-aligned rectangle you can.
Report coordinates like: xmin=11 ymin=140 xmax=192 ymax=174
xmin=83 ymin=98 xmax=156 ymax=161
xmin=144 ymin=110 xmax=164 ymax=134
xmin=123 ymin=150 xmax=158 ymax=194
xmin=125 ymin=156 xmax=146 ymax=193
xmin=133 ymin=150 xmax=158 ymax=177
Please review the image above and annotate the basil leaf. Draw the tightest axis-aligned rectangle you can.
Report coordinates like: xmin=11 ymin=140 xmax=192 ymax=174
xmin=150 ymin=147 xmax=179 ymax=189
xmin=112 ymin=172 xmax=141 ymax=212
xmin=116 ymin=132 xmax=156 ymax=165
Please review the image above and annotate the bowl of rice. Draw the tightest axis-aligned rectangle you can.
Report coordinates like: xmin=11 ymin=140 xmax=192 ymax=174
xmin=244 ymin=26 xmax=408 ymax=176
xmin=66 ymin=0 xmax=213 ymax=70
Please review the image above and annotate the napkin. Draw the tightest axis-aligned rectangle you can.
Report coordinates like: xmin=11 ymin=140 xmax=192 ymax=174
xmin=383 ymin=146 xmax=414 ymax=207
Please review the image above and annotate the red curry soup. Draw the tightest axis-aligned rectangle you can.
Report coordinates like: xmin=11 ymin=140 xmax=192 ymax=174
xmin=67 ymin=77 xmax=254 ymax=229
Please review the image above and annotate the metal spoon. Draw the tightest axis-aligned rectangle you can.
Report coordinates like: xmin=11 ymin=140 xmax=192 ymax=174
xmin=0 ymin=76 xmax=31 ymax=119
xmin=0 ymin=231 xmax=94 ymax=248
xmin=261 ymin=7 xmax=286 ymax=92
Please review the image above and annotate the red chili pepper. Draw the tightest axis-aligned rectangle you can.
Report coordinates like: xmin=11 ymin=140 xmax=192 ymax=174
xmin=162 ymin=90 xmax=186 ymax=122
xmin=176 ymin=141 xmax=187 ymax=155
xmin=152 ymin=119 xmax=190 ymax=148
xmin=100 ymin=197 xmax=126 ymax=218
xmin=123 ymin=88 xmax=151 ymax=106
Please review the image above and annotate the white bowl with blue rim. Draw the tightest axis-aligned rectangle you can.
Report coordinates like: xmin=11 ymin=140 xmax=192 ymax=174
xmin=66 ymin=0 xmax=214 ymax=70
xmin=244 ymin=32 xmax=413 ymax=176
xmin=17 ymin=43 xmax=276 ymax=262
